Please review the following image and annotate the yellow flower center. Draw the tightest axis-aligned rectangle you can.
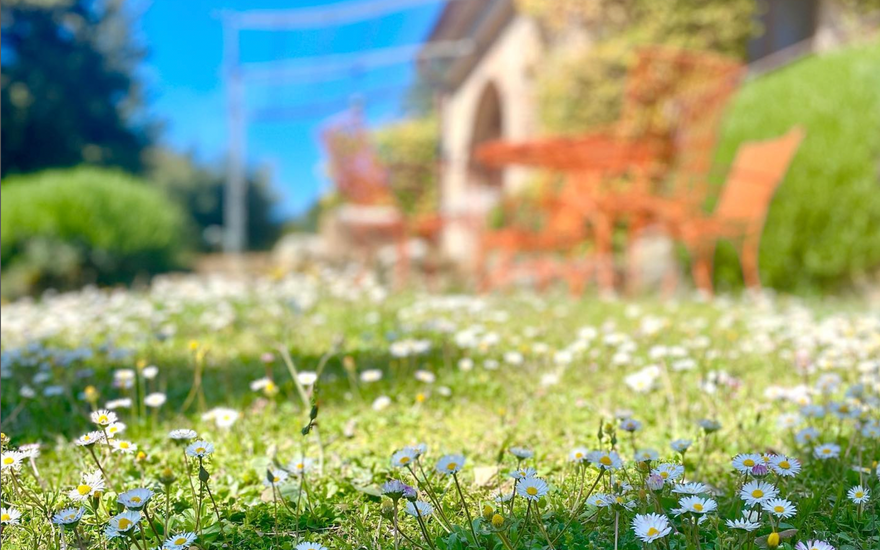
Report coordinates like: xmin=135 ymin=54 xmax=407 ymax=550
xmin=647 ymin=527 xmax=659 ymax=536
xmin=659 ymin=472 xmax=669 ymax=479
xmin=120 ymin=442 xmax=129 ymax=449
xmin=774 ymin=505 xmax=784 ymax=513
xmin=822 ymin=448 xmax=831 ymax=454
xmin=175 ymin=538 xmax=187 ymax=545
xmin=743 ymin=459 xmax=755 ymax=467
xmin=98 ymin=415 xmax=109 ymax=424
xmin=574 ymin=452 xmax=583 ymax=459
xmin=778 ymin=461 xmax=790 ymax=469
xmin=491 ymin=514 xmax=504 ymax=528
xmin=118 ymin=518 xmax=132 ymax=530
xmin=752 ymin=489 xmax=764 ymax=498
xmin=599 ymin=456 xmax=612 ymax=466
xmin=77 ymin=485 xmax=92 ymax=495
xmin=3 ymin=457 xmax=13 ymax=464
xmin=526 ymin=487 xmax=538 ymax=496
xmin=399 ymin=457 xmax=410 ymax=465
xmin=693 ymin=503 xmax=703 ymax=511
xmin=1 ymin=514 xmax=10 ymax=522
xmin=855 ymin=491 xmax=864 ymax=498
xmin=447 ymin=462 xmax=457 ymax=471
xmin=196 ymin=447 xmax=206 ymax=454
xmin=130 ymin=496 xmax=141 ymax=503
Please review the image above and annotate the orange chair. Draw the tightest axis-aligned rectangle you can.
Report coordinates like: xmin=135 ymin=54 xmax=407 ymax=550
xmin=664 ymin=128 xmax=805 ymax=293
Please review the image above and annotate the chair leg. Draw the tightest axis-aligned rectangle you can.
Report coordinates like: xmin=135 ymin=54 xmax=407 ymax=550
xmin=740 ymin=234 xmax=762 ymax=290
xmin=691 ymin=242 xmax=716 ymax=295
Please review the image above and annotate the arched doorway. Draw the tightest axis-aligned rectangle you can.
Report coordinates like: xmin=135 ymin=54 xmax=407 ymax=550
xmin=468 ymin=82 xmax=504 ymax=188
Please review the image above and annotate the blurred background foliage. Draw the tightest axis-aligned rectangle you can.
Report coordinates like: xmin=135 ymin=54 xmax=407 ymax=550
xmin=1 ymin=0 xmax=282 ymax=297
xmin=372 ymin=116 xmax=440 ymax=218
xmin=1 ymin=168 xmax=188 ymax=297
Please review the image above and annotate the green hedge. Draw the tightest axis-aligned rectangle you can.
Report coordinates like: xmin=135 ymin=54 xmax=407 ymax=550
xmin=1 ymin=167 xmax=189 ymax=296
xmin=711 ymin=43 xmax=880 ymax=292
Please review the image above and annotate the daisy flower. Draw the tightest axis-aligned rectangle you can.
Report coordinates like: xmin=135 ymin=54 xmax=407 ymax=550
xmin=185 ymin=441 xmax=214 ymax=458
xmin=294 ymin=543 xmax=327 ymax=550
xmin=75 ymin=431 xmax=105 ymax=447
xmin=91 ymin=409 xmax=117 ymax=426
xmin=1 ymin=451 xmax=24 ymax=471
xmin=169 ymin=429 xmax=198 ymax=441
xmin=359 ymin=369 xmax=383 ymax=383
xmin=569 ymin=447 xmax=589 ymax=463
xmin=264 ymin=468 xmax=289 ymax=486
xmin=1 ymin=507 xmax=22 ymax=525
xmin=144 ymin=393 xmax=167 ymax=408
xmin=107 ymin=510 xmax=141 ymax=533
xmin=646 ymin=473 xmax=665 ymax=491
xmin=391 ymin=448 xmax=418 ymax=468
xmin=673 ymin=482 xmax=711 ymax=495
xmin=508 ymin=467 xmax=537 ymax=480
xmin=105 ymin=422 xmax=126 ymax=438
xmin=69 ymin=471 xmax=105 ymax=501
xmin=586 ymin=494 xmax=613 ymax=508
xmin=732 ymin=453 xmax=763 ymax=473
xmin=516 ymin=477 xmax=549 ymax=501
xmin=652 ymin=463 xmax=685 ymax=482
xmin=118 ymin=488 xmax=154 ymax=510
xmin=763 ymin=498 xmax=797 ymax=519
xmin=52 ymin=507 xmax=85 ymax=527
xmin=202 ymin=407 xmax=240 ymax=429
xmin=620 ymin=418 xmax=642 ymax=432
xmin=509 ymin=446 xmax=533 ymax=460
xmin=435 ymin=454 xmax=465 ymax=475
xmin=110 ymin=440 xmax=137 ymax=454
xmin=632 ymin=513 xmax=671 ymax=543
xmin=847 ymin=485 xmax=869 ymax=504
xmin=739 ymin=480 xmax=778 ymax=505
xmin=287 ymin=457 xmax=314 ymax=476
xmin=795 ymin=427 xmax=819 ymax=445
xmin=634 ymin=449 xmax=659 ymax=463
xmin=698 ymin=419 xmax=722 ymax=433
xmin=588 ymin=450 xmax=623 ymax=470
xmin=813 ymin=443 xmax=840 ymax=459
xmin=726 ymin=516 xmax=761 ymax=532
xmin=677 ymin=496 xmax=717 ymax=514
xmin=769 ymin=455 xmax=802 ymax=477
xmin=670 ymin=439 xmax=693 ymax=453
xmin=165 ymin=532 xmax=198 ymax=549
xmin=404 ymin=500 xmax=433 ymax=518
xmin=795 ymin=541 xmax=834 ymax=550
xmin=381 ymin=479 xmax=412 ymax=500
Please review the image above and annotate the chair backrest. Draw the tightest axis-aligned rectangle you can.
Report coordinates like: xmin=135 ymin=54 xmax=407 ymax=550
xmin=714 ymin=127 xmax=805 ymax=227
xmin=621 ymin=47 xmax=744 ymax=193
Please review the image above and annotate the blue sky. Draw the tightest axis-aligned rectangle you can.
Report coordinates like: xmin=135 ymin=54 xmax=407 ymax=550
xmin=139 ymin=0 xmax=444 ymax=218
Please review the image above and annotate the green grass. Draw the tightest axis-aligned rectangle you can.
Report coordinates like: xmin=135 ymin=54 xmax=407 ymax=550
xmin=1 ymin=278 xmax=878 ymax=549
xmin=713 ymin=41 xmax=880 ymax=292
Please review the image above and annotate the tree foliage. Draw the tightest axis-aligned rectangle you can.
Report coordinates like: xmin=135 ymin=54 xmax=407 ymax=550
xmin=372 ymin=116 xmax=440 ymax=218
xmin=1 ymin=0 xmax=151 ymax=175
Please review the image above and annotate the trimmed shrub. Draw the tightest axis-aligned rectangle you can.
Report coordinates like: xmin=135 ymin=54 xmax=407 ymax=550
xmin=1 ymin=167 xmax=189 ymax=296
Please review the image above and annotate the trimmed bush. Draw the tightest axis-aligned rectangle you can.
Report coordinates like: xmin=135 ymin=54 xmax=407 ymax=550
xmin=1 ymin=167 xmax=189 ymax=296
xmin=712 ymin=43 xmax=880 ymax=292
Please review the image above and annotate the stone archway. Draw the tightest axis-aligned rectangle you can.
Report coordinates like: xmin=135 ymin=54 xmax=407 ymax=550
xmin=468 ymin=81 xmax=504 ymax=189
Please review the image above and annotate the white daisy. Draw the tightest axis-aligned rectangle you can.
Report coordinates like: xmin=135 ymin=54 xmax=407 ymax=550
xmin=762 ymin=498 xmax=797 ymax=518
xmin=287 ymin=457 xmax=315 ymax=476
xmin=165 ymin=532 xmax=198 ymax=549
xmin=110 ymin=440 xmax=137 ymax=454
xmin=75 ymin=431 xmax=105 ymax=447
xmin=105 ymin=422 xmax=126 ymax=438
xmin=632 ymin=513 xmax=671 ymax=543
xmin=144 ymin=392 xmax=167 ymax=408
xmin=634 ymin=449 xmax=659 ymax=463
xmin=185 ymin=440 xmax=214 ymax=458
xmin=813 ymin=443 xmax=840 ymax=460
xmin=508 ymin=467 xmax=537 ymax=480
xmin=795 ymin=427 xmax=819 ymax=445
xmin=673 ymin=482 xmax=711 ymax=495
xmin=436 ymin=454 xmax=465 ymax=475
xmin=677 ymin=496 xmax=717 ymax=514
xmin=588 ymin=450 xmax=623 ymax=470
xmin=670 ymin=439 xmax=693 ymax=453
xmin=739 ymin=480 xmax=778 ymax=505
xmin=509 ymin=446 xmax=533 ymax=460
xmin=391 ymin=448 xmax=418 ymax=468
xmin=107 ymin=510 xmax=141 ymax=533
xmin=1 ymin=451 xmax=24 ymax=471
xmin=768 ymin=455 xmax=801 ymax=477
xmin=359 ymin=369 xmax=383 ymax=383
xmin=1 ymin=507 xmax=22 ymax=525
xmin=569 ymin=447 xmax=590 ymax=463
xmin=795 ymin=540 xmax=835 ymax=550
xmin=847 ymin=485 xmax=870 ymax=504
xmin=52 ymin=507 xmax=85 ymax=527
xmin=404 ymin=500 xmax=433 ymax=518
xmin=652 ymin=463 xmax=685 ymax=482
xmin=516 ymin=477 xmax=549 ymax=501
xmin=169 ymin=429 xmax=198 ymax=441
xmin=69 ymin=471 xmax=105 ymax=501
xmin=264 ymin=468 xmax=290 ymax=486
xmin=91 ymin=409 xmax=117 ymax=426
xmin=731 ymin=453 xmax=763 ymax=473
xmin=118 ymin=488 xmax=154 ymax=510
xmin=725 ymin=516 xmax=760 ymax=532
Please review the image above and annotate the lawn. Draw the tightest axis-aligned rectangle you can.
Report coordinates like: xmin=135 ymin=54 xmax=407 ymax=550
xmin=1 ymin=273 xmax=878 ymax=550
